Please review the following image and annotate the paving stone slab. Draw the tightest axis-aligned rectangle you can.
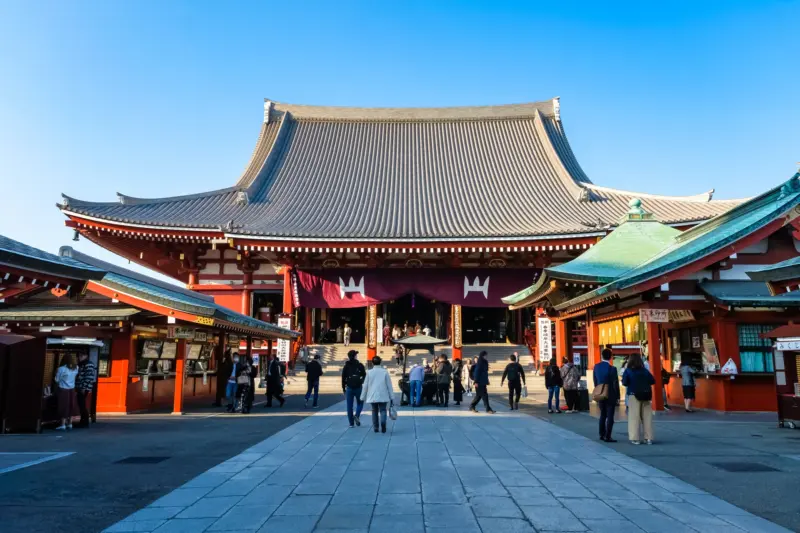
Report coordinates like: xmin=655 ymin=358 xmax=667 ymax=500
xmin=273 ymin=494 xmax=331 ymax=516
xmin=316 ymin=504 xmax=374 ymax=529
xmin=369 ymin=513 xmax=425 ymax=533
xmin=521 ymin=505 xmax=587 ymax=531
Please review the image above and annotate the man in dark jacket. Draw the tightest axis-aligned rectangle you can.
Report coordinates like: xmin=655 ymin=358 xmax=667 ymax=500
xmin=265 ymin=354 xmax=285 ymax=407
xmin=435 ymin=355 xmax=453 ymax=407
xmin=75 ymin=353 xmax=97 ymax=428
xmin=305 ymin=353 xmax=324 ymax=409
xmin=500 ymin=353 xmax=526 ymax=411
xmin=469 ymin=351 xmax=495 ymax=414
xmin=341 ymin=350 xmax=366 ymax=427
xmin=593 ymin=348 xmax=620 ymax=442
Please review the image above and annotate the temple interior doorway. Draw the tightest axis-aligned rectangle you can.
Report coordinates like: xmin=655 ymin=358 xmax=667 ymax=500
xmin=328 ymin=307 xmax=367 ymax=344
xmin=462 ymin=307 xmax=508 ymax=343
xmin=385 ymin=294 xmax=438 ymax=337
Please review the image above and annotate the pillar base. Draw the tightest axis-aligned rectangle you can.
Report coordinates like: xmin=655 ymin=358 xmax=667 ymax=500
xmin=452 ymin=346 xmax=463 ymax=360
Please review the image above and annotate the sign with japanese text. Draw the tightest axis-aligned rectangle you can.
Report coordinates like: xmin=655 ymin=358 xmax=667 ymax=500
xmin=276 ymin=316 xmax=292 ymax=362
xmin=776 ymin=339 xmax=800 ymax=351
xmin=639 ymin=309 xmax=668 ymax=323
xmin=452 ymin=305 xmax=462 ymax=348
xmin=367 ymin=304 xmax=378 ymax=349
xmin=537 ymin=317 xmax=552 ymax=362
xmin=167 ymin=326 xmax=195 ymax=339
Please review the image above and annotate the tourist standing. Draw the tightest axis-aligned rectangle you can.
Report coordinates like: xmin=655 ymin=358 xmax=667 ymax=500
xmin=305 ymin=353 xmax=324 ymax=409
xmin=342 ymin=350 xmax=366 ymax=427
xmin=680 ymin=360 xmax=696 ymax=412
xmin=226 ymin=353 xmax=240 ymax=412
xmin=544 ymin=357 xmax=563 ymax=414
xmin=383 ymin=323 xmax=391 ymax=346
xmin=593 ymin=348 xmax=620 ymax=442
xmin=75 ymin=352 xmax=96 ymax=428
xmin=622 ymin=353 xmax=656 ymax=445
xmin=661 ymin=367 xmax=672 ymax=411
xmin=435 ymin=354 xmax=453 ymax=407
xmin=55 ymin=355 xmax=79 ymax=431
xmin=408 ymin=361 xmax=425 ymax=407
xmin=560 ymin=356 xmax=581 ymax=413
xmin=360 ymin=356 xmax=395 ymax=433
xmin=265 ymin=354 xmax=285 ymax=408
xmin=469 ymin=351 xmax=495 ymax=414
xmin=392 ymin=324 xmax=402 ymax=341
xmin=466 ymin=356 xmax=478 ymax=396
xmin=243 ymin=355 xmax=257 ymax=414
xmin=500 ymin=353 xmax=526 ymax=411
xmin=343 ymin=323 xmax=352 ymax=347
xmin=423 ymin=324 xmax=431 ymax=336
xmin=215 ymin=349 xmax=232 ymax=407
xmin=452 ymin=358 xmax=464 ymax=406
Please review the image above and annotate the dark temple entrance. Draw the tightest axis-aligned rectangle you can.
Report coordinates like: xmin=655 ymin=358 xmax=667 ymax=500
xmin=385 ymin=294 xmax=449 ymax=339
xmin=328 ymin=307 xmax=367 ymax=344
xmin=462 ymin=307 xmax=508 ymax=343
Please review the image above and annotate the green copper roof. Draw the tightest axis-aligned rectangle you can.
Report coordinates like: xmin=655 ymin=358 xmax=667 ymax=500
xmin=747 ymin=256 xmax=800 ymax=283
xmin=501 ymin=273 xmax=548 ymax=307
xmin=547 ymin=202 xmax=680 ymax=284
xmin=555 ymin=173 xmax=800 ymax=312
xmin=699 ymin=280 xmax=800 ymax=307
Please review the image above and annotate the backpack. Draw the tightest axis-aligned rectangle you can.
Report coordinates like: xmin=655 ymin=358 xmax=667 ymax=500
xmin=632 ymin=371 xmax=653 ymax=402
xmin=345 ymin=362 xmax=364 ymax=389
xmin=506 ymin=363 xmax=520 ymax=382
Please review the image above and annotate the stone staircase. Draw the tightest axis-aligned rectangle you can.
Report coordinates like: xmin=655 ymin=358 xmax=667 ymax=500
xmin=284 ymin=342 xmax=532 ymax=393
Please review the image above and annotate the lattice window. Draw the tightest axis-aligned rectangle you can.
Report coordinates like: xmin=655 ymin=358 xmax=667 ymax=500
xmin=738 ymin=324 xmax=777 ymax=373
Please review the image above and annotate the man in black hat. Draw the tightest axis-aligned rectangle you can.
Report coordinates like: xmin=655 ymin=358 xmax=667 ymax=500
xmin=304 ymin=353 xmax=324 ymax=409
xmin=341 ymin=349 xmax=366 ymax=427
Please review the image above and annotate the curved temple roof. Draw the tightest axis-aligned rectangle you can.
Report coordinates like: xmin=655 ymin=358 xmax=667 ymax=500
xmin=59 ymin=98 xmax=741 ymax=242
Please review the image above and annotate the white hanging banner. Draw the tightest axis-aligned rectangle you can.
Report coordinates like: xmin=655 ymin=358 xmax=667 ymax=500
xmin=537 ymin=317 xmax=552 ymax=362
xmin=276 ymin=316 xmax=292 ymax=362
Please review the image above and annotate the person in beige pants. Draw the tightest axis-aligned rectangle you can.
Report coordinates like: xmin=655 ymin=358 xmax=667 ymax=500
xmin=621 ymin=354 xmax=656 ymax=445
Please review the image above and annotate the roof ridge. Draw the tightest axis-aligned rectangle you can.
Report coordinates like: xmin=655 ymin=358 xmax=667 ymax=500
xmin=583 ymin=183 xmax=729 ymax=203
xmin=267 ymin=98 xmax=558 ymax=121
xmin=243 ymin=110 xmax=292 ymax=195
xmin=532 ymin=109 xmax=590 ymax=201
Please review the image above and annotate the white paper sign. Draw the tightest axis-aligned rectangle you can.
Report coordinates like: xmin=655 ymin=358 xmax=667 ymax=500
xmin=538 ymin=317 xmax=552 ymax=362
xmin=639 ymin=309 xmax=668 ymax=323
xmin=777 ymin=339 xmax=800 ymax=351
xmin=573 ymin=353 xmax=581 ymax=366
xmin=776 ymin=371 xmax=787 ymax=386
xmin=277 ymin=316 xmax=292 ymax=362
xmin=721 ymin=358 xmax=739 ymax=375
xmin=142 ymin=375 xmax=149 ymax=392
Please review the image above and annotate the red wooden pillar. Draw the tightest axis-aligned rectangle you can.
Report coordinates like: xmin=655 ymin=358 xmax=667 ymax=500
xmin=241 ymin=289 xmax=252 ymax=317
xmin=451 ymin=304 xmax=463 ymax=360
xmin=282 ymin=266 xmax=294 ymax=315
xmin=172 ymin=339 xmax=186 ymax=415
xmin=555 ymin=318 xmax=568 ymax=364
xmin=648 ymin=322 xmax=664 ymax=411
xmin=711 ymin=319 xmax=740 ymax=368
xmin=587 ymin=312 xmax=600 ymax=369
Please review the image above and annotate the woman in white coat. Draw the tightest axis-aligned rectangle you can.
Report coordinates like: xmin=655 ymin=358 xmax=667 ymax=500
xmin=360 ymin=356 xmax=395 ymax=433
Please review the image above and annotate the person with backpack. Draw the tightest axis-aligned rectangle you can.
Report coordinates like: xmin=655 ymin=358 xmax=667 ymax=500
xmin=544 ymin=357 xmax=563 ymax=414
xmin=500 ymin=353 xmax=526 ymax=411
xmin=622 ymin=353 xmax=656 ymax=445
xmin=342 ymin=349 xmax=366 ymax=427
xmin=560 ymin=356 xmax=581 ymax=413
xmin=304 ymin=353 xmax=324 ymax=409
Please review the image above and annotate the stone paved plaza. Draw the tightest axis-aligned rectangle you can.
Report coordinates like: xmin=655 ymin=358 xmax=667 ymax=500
xmin=104 ymin=399 xmax=790 ymax=533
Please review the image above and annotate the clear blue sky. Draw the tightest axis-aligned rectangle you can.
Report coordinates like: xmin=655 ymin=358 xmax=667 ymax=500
xmin=1 ymin=1 xmax=798 ymax=282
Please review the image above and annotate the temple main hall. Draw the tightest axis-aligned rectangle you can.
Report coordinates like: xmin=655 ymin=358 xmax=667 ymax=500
xmin=58 ymin=98 xmax=739 ymax=359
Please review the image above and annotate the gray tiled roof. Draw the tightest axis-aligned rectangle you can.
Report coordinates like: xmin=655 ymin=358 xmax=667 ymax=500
xmin=59 ymin=99 xmax=741 ymax=241
xmin=0 ymin=234 xmax=104 ymax=281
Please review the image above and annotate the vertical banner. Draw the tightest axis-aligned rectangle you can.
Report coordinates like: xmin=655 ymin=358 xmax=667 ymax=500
xmin=538 ymin=316 xmax=552 ymax=362
xmin=367 ymin=304 xmax=378 ymax=349
xmin=452 ymin=304 xmax=462 ymax=348
xmin=277 ymin=314 xmax=292 ymax=362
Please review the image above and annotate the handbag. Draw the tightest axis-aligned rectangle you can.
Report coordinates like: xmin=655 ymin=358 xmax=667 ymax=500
xmin=592 ymin=383 xmax=609 ymax=402
xmin=237 ymin=374 xmax=249 ymax=385
xmin=389 ymin=401 xmax=398 ymax=421
xmin=521 ymin=385 xmax=528 ymax=399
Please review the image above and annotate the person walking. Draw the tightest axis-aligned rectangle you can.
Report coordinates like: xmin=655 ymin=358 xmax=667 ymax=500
xmin=622 ymin=353 xmax=656 ymax=445
xmin=343 ymin=323 xmax=352 ymax=347
xmin=680 ymin=360 xmax=696 ymax=412
xmin=544 ymin=357 xmax=563 ymax=414
xmin=452 ymin=358 xmax=464 ymax=406
xmin=225 ymin=353 xmax=240 ymax=412
xmin=360 ymin=356 xmax=395 ymax=433
xmin=560 ymin=356 xmax=581 ymax=413
xmin=243 ymin=355 xmax=257 ymax=414
xmin=408 ymin=361 xmax=424 ymax=407
xmin=466 ymin=356 xmax=478 ymax=397
xmin=305 ymin=353 xmax=324 ymax=408
xmin=342 ymin=350 xmax=366 ymax=427
xmin=54 ymin=355 xmax=79 ymax=431
xmin=435 ymin=354 xmax=453 ymax=407
xmin=265 ymin=354 xmax=285 ymax=408
xmin=500 ymin=353 xmax=526 ymax=411
xmin=469 ymin=351 xmax=495 ymax=414
xmin=75 ymin=352 xmax=96 ymax=428
xmin=593 ymin=348 xmax=620 ymax=442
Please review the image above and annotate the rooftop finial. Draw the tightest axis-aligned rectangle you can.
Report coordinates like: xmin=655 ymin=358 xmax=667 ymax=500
xmin=622 ymin=198 xmax=654 ymax=222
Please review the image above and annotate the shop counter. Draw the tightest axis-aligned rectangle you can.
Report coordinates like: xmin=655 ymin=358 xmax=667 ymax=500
xmin=665 ymin=372 xmax=776 ymax=412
